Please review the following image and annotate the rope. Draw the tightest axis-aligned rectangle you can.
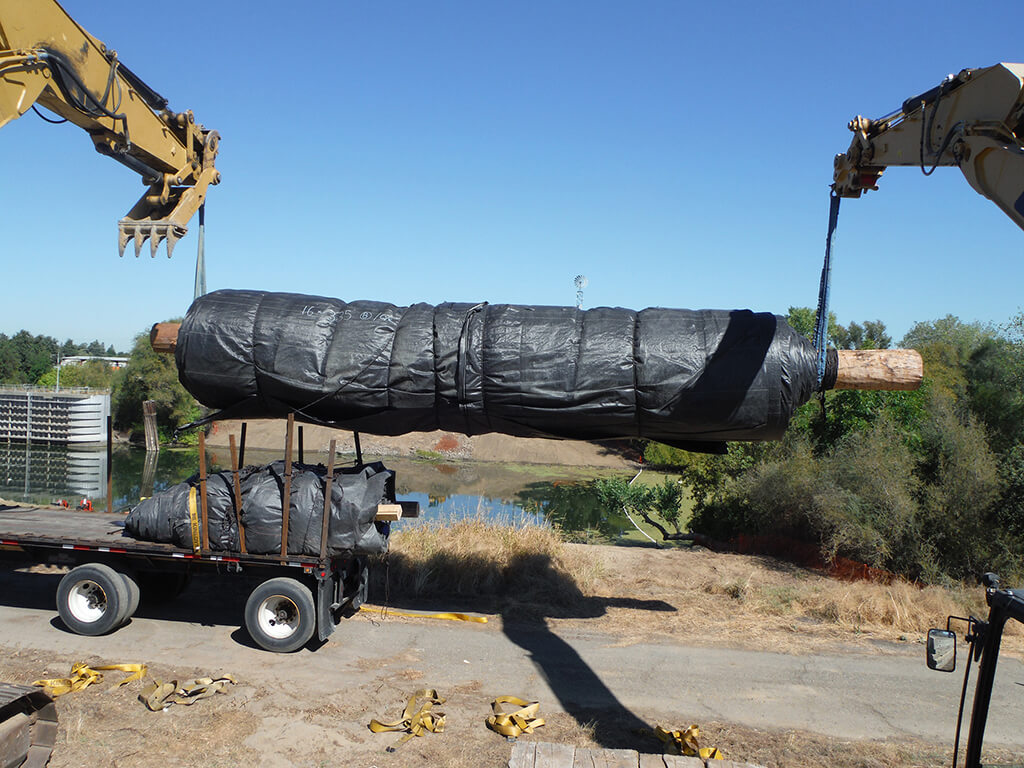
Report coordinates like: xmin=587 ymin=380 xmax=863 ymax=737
xmin=485 ymin=696 xmax=545 ymax=737
xmin=33 ymin=663 xmax=147 ymax=696
xmin=139 ymin=675 xmax=236 ymax=711
xmin=654 ymin=724 xmax=723 ymax=759
xmin=364 ymin=604 xmax=488 ymax=623
xmin=622 ymin=468 xmax=659 ymax=545
xmin=813 ymin=192 xmax=842 ymax=389
xmin=369 ymin=689 xmax=447 ymax=748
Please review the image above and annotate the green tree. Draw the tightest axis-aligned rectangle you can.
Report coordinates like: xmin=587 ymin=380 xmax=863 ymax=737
xmin=112 ymin=325 xmax=200 ymax=441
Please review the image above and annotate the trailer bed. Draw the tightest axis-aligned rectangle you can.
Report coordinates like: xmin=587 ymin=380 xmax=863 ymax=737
xmin=0 ymin=503 xmax=324 ymax=569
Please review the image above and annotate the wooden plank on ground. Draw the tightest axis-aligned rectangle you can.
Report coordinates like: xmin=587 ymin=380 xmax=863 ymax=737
xmin=637 ymin=753 xmax=667 ymax=768
xmin=535 ymin=741 xmax=577 ymax=768
xmin=572 ymin=746 xmax=638 ymax=768
xmin=660 ymin=755 xmax=705 ymax=768
xmin=508 ymin=740 xmax=537 ymax=768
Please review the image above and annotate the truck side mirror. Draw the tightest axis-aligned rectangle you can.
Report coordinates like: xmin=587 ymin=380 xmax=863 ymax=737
xmin=927 ymin=629 xmax=956 ymax=672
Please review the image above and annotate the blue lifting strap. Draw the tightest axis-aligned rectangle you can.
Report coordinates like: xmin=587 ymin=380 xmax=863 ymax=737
xmin=813 ymin=192 xmax=842 ymax=389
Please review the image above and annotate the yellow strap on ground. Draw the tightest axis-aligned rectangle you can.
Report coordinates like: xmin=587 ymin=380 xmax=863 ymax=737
xmin=486 ymin=696 xmax=545 ymax=737
xmin=33 ymin=662 xmax=147 ymax=697
xmin=139 ymin=674 xmax=236 ymax=711
xmin=654 ymin=724 xmax=723 ymax=760
xmin=188 ymin=486 xmax=201 ymax=553
xmin=364 ymin=604 xmax=488 ymax=623
xmin=369 ymin=689 xmax=447 ymax=747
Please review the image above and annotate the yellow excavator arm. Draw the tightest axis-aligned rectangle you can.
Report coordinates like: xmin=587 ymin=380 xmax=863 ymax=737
xmin=833 ymin=63 xmax=1024 ymax=231
xmin=0 ymin=0 xmax=220 ymax=256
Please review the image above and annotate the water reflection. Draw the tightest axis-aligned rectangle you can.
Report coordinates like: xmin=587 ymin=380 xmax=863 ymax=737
xmin=2 ymin=443 xmax=643 ymax=539
xmin=0 ymin=441 xmax=107 ymax=504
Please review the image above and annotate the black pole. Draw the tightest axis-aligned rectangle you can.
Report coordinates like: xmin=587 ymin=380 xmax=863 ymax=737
xmin=238 ymin=422 xmax=247 ymax=468
xmin=353 ymin=431 xmax=363 ymax=466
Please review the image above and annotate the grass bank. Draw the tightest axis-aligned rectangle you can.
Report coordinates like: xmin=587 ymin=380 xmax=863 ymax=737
xmin=379 ymin=516 xmax=1021 ymax=653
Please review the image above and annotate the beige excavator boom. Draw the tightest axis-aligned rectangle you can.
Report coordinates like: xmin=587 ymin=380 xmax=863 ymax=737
xmin=833 ymin=62 xmax=1024 ymax=231
xmin=0 ymin=0 xmax=220 ymax=257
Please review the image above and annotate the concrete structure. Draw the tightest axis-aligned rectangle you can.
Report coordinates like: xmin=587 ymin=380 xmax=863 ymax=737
xmin=59 ymin=355 xmax=128 ymax=369
xmin=0 ymin=387 xmax=110 ymax=444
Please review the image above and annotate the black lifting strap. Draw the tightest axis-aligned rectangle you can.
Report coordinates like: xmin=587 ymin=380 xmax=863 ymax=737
xmin=813 ymin=192 xmax=842 ymax=390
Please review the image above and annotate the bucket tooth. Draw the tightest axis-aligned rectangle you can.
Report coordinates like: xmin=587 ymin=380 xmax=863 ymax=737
xmin=118 ymin=226 xmax=131 ymax=258
xmin=133 ymin=226 xmax=146 ymax=258
xmin=150 ymin=227 xmax=161 ymax=258
xmin=165 ymin=230 xmax=180 ymax=259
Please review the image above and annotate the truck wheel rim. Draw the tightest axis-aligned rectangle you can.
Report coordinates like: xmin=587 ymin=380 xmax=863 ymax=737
xmin=257 ymin=595 xmax=300 ymax=639
xmin=68 ymin=580 xmax=107 ymax=623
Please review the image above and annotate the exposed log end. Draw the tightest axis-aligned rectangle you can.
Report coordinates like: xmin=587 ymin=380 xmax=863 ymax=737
xmin=832 ymin=349 xmax=923 ymax=391
xmin=150 ymin=322 xmax=181 ymax=354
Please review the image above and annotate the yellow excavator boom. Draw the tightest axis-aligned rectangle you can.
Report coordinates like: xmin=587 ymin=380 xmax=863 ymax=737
xmin=0 ymin=0 xmax=220 ymax=256
xmin=833 ymin=63 xmax=1024 ymax=231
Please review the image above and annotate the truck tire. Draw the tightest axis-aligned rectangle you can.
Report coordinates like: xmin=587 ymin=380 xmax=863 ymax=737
xmin=244 ymin=578 xmax=316 ymax=653
xmin=119 ymin=571 xmax=141 ymax=625
xmin=56 ymin=564 xmax=130 ymax=636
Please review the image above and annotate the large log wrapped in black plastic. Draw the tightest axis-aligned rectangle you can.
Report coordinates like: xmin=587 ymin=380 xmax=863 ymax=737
xmin=175 ymin=289 xmax=821 ymax=451
xmin=124 ymin=461 xmax=391 ymax=556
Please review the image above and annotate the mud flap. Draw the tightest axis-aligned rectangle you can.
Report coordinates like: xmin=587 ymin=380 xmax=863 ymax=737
xmin=316 ymin=558 xmax=369 ymax=642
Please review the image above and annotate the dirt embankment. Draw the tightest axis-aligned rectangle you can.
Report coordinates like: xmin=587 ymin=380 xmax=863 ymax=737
xmin=206 ymin=419 xmax=639 ymax=469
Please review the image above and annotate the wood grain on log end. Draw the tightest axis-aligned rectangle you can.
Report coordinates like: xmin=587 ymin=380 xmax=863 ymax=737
xmin=150 ymin=322 xmax=181 ymax=354
xmin=833 ymin=349 xmax=923 ymax=391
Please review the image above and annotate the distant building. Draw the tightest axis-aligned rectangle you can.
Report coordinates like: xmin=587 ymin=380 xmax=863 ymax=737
xmin=60 ymin=356 xmax=129 ymax=369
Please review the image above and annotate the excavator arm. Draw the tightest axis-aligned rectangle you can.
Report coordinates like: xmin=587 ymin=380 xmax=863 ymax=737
xmin=0 ymin=0 xmax=220 ymax=257
xmin=833 ymin=63 xmax=1024 ymax=231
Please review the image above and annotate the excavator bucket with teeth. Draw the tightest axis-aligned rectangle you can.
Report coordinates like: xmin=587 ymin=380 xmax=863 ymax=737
xmin=118 ymin=219 xmax=186 ymax=259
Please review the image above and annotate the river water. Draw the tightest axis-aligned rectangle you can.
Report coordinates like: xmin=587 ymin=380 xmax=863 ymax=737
xmin=0 ymin=442 xmax=650 ymax=540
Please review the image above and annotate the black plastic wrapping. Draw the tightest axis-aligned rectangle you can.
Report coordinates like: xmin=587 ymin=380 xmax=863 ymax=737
xmin=124 ymin=461 xmax=392 ymax=556
xmin=175 ymin=289 xmax=821 ymax=450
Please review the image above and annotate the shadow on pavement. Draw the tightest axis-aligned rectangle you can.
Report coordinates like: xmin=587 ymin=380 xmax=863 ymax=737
xmin=372 ymin=549 xmax=675 ymax=749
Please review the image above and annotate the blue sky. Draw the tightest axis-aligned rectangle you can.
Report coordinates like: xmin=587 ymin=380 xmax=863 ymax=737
xmin=2 ymin=1 xmax=1022 ymax=351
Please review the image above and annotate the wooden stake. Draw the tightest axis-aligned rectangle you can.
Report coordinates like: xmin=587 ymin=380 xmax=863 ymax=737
xmin=229 ymin=433 xmax=246 ymax=554
xmin=281 ymin=414 xmax=294 ymax=559
xmin=106 ymin=415 xmax=113 ymax=515
xmin=197 ymin=430 xmax=210 ymax=552
xmin=319 ymin=439 xmax=336 ymax=560
xmin=142 ymin=400 xmax=159 ymax=453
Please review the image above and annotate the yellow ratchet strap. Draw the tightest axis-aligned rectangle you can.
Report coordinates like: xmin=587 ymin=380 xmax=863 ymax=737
xmin=365 ymin=604 xmax=487 ymax=623
xmin=655 ymin=724 xmax=723 ymax=760
xmin=188 ymin=486 xmax=201 ymax=553
xmin=486 ymin=696 xmax=545 ymax=737
xmin=33 ymin=662 xmax=147 ymax=696
xmin=369 ymin=689 xmax=447 ymax=747
xmin=139 ymin=674 xmax=236 ymax=711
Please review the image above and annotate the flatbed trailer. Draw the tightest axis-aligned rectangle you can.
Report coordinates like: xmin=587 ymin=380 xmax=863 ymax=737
xmin=0 ymin=499 xmax=415 ymax=653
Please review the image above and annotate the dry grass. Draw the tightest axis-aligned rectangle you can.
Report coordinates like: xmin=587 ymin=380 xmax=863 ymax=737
xmin=378 ymin=515 xmax=602 ymax=610
xmin=381 ymin=520 xmax=1022 ymax=654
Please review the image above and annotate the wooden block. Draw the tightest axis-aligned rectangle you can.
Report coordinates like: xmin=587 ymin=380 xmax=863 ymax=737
xmin=572 ymin=746 xmax=639 ymax=768
xmin=660 ymin=755 xmax=704 ymax=768
xmin=535 ymin=741 xmax=577 ymax=768
xmin=149 ymin=322 xmax=181 ymax=353
xmin=508 ymin=740 xmax=537 ymax=768
xmin=637 ymin=754 xmax=667 ymax=768
xmin=374 ymin=504 xmax=403 ymax=522
xmin=399 ymin=500 xmax=421 ymax=518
